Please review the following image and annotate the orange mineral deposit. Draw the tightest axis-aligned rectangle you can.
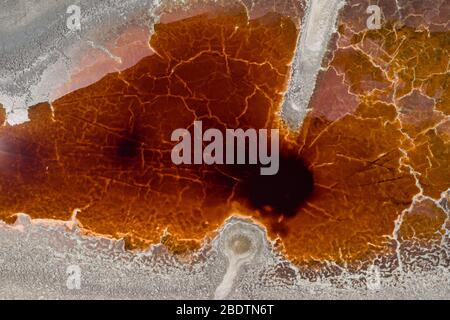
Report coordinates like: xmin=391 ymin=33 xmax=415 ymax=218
xmin=0 ymin=2 xmax=448 ymax=265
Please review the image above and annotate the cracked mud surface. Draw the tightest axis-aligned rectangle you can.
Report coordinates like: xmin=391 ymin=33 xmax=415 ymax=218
xmin=0 ymin=0 xmax=449 ymax=299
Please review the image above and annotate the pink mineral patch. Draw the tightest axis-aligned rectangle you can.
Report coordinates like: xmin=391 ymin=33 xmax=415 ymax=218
xmin=310 ymin=67 xmax=359 ymax=121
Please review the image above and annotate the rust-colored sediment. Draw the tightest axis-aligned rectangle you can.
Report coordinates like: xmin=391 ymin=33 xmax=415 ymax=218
xmin=0 ymin=2 xmax=448 ymax=264
xmin=0 ymin=104 xmax=5 ymax=126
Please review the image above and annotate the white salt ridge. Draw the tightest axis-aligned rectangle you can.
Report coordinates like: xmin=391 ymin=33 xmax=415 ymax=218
xmin=281 ymin=0 xmax=346 ymax=128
